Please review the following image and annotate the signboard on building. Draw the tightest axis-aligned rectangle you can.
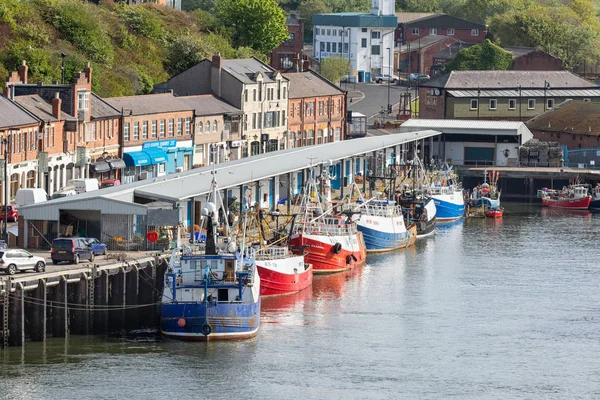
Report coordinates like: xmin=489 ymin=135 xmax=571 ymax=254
xmin=0 ymin=159 xmax=4 ymax=178
xmin=143 ymin=140 xmax=177 ymax=150
xmin=75 ymin=146 xmax=87 ymax=167
xmin=37 ymin=152 xmax=48 ymax=173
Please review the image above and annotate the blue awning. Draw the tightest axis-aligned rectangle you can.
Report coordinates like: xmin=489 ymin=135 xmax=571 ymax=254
xmin=144 ymin=147 xmax=168 ymax=164
xmin=124 ymin=151 xmax=152 ymax=167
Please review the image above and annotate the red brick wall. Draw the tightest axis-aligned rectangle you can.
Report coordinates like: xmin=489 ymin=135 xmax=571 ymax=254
xmin=287 ymin=94 xmax=345 ymax=146
xmin=121 ymin=111 xmax=194 ymax=148
xmin=5 ymin=124 xmax=40 ymax=163
xmin=270 ymin=21 xmax=304 ymax=71
xmin=531 ymin=129 xmax=600 ymax=149
xmin=404 ymin=28 xmax=486 ymax=44
xmin=512 ymin=51 xmax=564 ymax=71
xmin=419 ymin=87 xmax=446 ymax=119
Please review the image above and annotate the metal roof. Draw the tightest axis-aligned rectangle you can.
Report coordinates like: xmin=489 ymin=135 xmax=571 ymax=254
xmin=313 ymin=13 xmax=397 ymax=28
xmin=446 ymin=89 xmax=600 ymax=98
xmin=399 ymin=119 xmax=533 ymax=141
xmin=20 ymin=130 xmax=441 ymax=218
xmin=0 ymin=95 xmax=39 ymax=129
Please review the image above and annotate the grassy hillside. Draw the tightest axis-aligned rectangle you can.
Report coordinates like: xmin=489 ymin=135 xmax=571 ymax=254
xmin=0 ymin=0 xmax=261 ymax=97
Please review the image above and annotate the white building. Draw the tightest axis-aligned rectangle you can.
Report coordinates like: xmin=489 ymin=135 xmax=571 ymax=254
xmin=313 ymin=0 xmax=397 ymax=83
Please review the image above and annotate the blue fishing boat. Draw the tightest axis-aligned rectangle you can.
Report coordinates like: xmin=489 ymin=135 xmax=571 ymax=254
xmin=160 ymin=174 xmax=260 ymax=341
xmin=468 ymin=170 xmax=501 ymax=208
xmin=425 ymin=164 xmax=465 ymax=222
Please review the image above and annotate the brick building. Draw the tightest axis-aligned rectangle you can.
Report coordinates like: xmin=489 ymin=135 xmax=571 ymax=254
xmin=397 ymin=34 xmax=459 ymax=75
xmin=270 ymin=11 xmax=305 ymax=71
xmin=4 ymin=61 xmax=122 ymax=195
xmin=419 ymin=70 xmax=600 ymax=121
xmin=283 ymin=70 xmax=346 ymax=147
xmin=527 ymin=100 xmax=600 ymax=149
xmin=396 ymin=13 xmax=486 ymax=46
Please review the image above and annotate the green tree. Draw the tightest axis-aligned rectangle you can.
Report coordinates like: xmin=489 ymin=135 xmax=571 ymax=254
xmin=445 ymin=39 xmax=513 ymax=71
xmin=214 ymin=0 xmax=289 ymax=54
xmin=182 ymin=0 xmax=215 ymax=12
xmin=318 ymin=56 xmax=350 ymax=83
xmin=299 ymin=0 xmax=331 ymax=41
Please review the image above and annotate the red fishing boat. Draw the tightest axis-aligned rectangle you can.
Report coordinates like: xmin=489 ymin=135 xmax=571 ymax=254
xmin=537 ymin=184 xmax=591 ymax=210
xmin=289 ymin=168 xmax=366 ymax=274
xmin=484 ymin=206 xmax=504 ymax=218
xmin=255 ymin=247 xmax=312 ymax=296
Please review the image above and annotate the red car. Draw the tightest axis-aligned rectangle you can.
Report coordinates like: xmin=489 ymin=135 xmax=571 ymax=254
xmin=0 ymin=205 xmax=18 ymax=222
xmin=100 ymin=179 xmax=121 ymax=189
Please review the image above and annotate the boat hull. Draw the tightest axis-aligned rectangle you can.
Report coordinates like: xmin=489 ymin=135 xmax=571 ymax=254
xmin=356 ymin=214 xmax=415 ymax=252
xmin=470 ymin=197 xmax=500 ymax=208
xmin=431 ymin=192 xmax=465 ymax=222
xmin=256 ymin=256 xmax=313 ymax=297
xmin=541 ymin=196 xmax=591 ymax=210
xmin=590 ymin=199 xmax=600 ymax=210
xmin=289 ymin=231 xmax=366 ymax=274
xmin=160 ymin=299 xmax=260 ymax=341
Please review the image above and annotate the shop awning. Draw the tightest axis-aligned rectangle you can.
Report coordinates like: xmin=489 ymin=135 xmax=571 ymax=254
xmin=124 ymin=151 xmax=152 ymax=167
xmin=91 ymin=161 xmax=110 ymax=173
xmin=144 ymin=147 xmax=168 ymax=164
xmin=108 ymin=158 xmax=126 ymax=170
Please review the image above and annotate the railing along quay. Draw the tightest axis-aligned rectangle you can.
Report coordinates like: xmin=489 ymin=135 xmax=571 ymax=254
xmin=0 ymin=254 xmax=169 ymax=348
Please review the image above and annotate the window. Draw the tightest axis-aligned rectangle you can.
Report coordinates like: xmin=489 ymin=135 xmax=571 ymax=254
xmin=244 ymin=89 xmax=248 ymax=102
xmin=361 ymin=38 xmax=367 ymax=48
xmin=448 ymin=28 xmax=455 ymax=36
xmin=327 ymin=42 xmax=331 ymax=52
xmin=185 ymin=118 xmax=191 ymax=135
xmin=471 ymin=29 xmax=479 ymax=36
xmin=198 ymin=121 xmax=203 ymax=133
xmin=206 ymin=119 xmax=211 ymax=132
xmin=527 ymin=99 xmax=536 ymax=109
xmin=546 ymin=99 xmax=555 ymax=109
xmin=151 ymin=120 xmax=157 ymax=138
xmin=285 ymin=32 xmax=295 ymax=45
xmin=253 ymin=89 xmax=256 ymax=101
xmin=508 ymin=99 xmax=516 ymax=110
xmin=412 ymin=28 xmax=419 ymax=35
xmin=334 ymin=127 xmax=341 ymax=141
xmin=297 ymin=103 xmax=301 ymax=117
xmin=318 ymin=129 xmax=324 ymax=144
xmin=177 ymin=118 xmax=183 ymax=136
xmin=338 ymin=42 xmax=342 ymax=52
xmin=489 ymin=99 xmax=497 ymax=110
xmin=362 ymin=28 xmax=367 ymax=33
xmin=320 ymin=41 xmax=325 ymax=52
xmin=160 ymin=120 xmax=165 ymax=137
xmin=371 ymin=31 xmax=381 ymax=39
xmin=258 ymin=112 xmax=262 ymax=129
xmin=332 ymin=43 xmax=337 ymax=53
xmin=133 ymin=122 xmax=139 ymax=140
xmin=333 ymin=30 xmax=337 ymax=37
xmin=307 ymin=130 xmax=315 ymax=146
xmin=77 ymin=91 xmax=89 ymax=111
xmin=327 ymin=29 xmax=331 ymax=35
xmin=281 ymin=110 xmax=286 ymax=127
xmin=50 ymin=127 xmax=54 ymax=147
xmin=315 ymin=28 xmax=320 ymax=35
xmin=290 ymin=104 xmax=294 ymax=118
xmin=372 ymin=45 xmax=380 ymax=55
xmin=277 ymin=81 xmax=281 ymax=100
xmin=252 ymin=113 xmax=256 ymax=129
xmin=213 ymin=120 xmax=218 ymax=132
xmin=243 ymin=115 xmax=248 ymax=131
xmin=470 ymin=99 xmax=478 ymax=110
xmin=344 ymin=43 xmax=349 ymax=53
xmin=142 ymin=121 xmax=148 ymax=139
xmin=258 ymin=84 xmax=262 ymax=101
xmin=168 ymin=119 xmax=174 ymax=136
xmin=430 ymin=28 xmax=437 ymax=35
xmin=283 ymin=87 xmax=287 ymax=99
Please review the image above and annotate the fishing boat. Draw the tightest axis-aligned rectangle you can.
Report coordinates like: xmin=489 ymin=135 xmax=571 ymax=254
xmin=590 ymin=184 xmax=600 ymax=210
xmin=289 ymin=166 xmax=366 ymax=274
xmin=249 ymin=205 xmax=312 ymax=297
xmin=484 ymin=206 xmax=504 ymax=218
xmin=469 ymin=170 xmax=501 ymax=208
xmin=537 ymin=184 xmax=591 ymax=210
xmin=160 ymin=173 xmax=260 ymax=341
xmin=425 ymin=164 xmax=465 ymax=222
xmin=397 ymin=157 xmax=437 ymax=237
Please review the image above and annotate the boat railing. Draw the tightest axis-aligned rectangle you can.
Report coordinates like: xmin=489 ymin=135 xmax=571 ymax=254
xmin=362 ymin=203 xmax=402 ymax=217
xmin=255 ymin=246 xmax=289 ymax=260
xmin=301 ymin=220 xmax=357 ymax=235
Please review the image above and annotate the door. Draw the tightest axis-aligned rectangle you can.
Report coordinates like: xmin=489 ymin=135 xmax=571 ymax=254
xmin=19 ymin=250 xmax=35 ymax=269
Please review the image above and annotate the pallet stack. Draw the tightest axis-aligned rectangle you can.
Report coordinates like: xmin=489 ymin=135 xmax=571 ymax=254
xmin=519 ymin=139 xmax=563 ymax=167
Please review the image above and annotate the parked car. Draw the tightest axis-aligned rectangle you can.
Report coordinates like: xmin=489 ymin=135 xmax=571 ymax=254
xmin=85 ymin=237 xmax=107 ymax=255
xmin=0 ymin=205 xmax=18 ymax=222
xmin=15 ymin=188 xmax=48 ymax=207
xmin=68 ymin=178 xmax=99 ymax=194
xmin=0 ymin=241 xmax=8 ymax=250
xmin=0 ymin=249 xmax=46 ymax=275
xmin=374 ymin=73 xmax=400 ymax=83
xmin=407 ymin=73 xmax=430 ymax=83
xmin=51 ymin=188 xmax=77 ymax=200
xmin=51 ymin=237 xmax=94 ymax=265
xmin=100 ymin=179 xmax=121 ymax=189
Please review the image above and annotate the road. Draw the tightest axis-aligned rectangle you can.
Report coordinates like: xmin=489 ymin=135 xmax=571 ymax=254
xmin=346 ymin=82 xmax=415 ymax=122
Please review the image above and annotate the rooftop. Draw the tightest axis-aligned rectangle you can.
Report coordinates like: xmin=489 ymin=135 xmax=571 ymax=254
xmin=222 ymin=57 xmax=283 ymax=84
xmin=282 ymin=70 xmax=344 ymax=98
xmin=400 ymin=34 xmax=455 ymax=51
xmin=91 ymin=94 xmax=120 ymax=119
xmin=178 ymin=94 xmax=241 ymax=116
xmin=14 ymin=94 xmax=75 ymax=122
xmin=526 ymin=100 xmax=600 ymax=136
xmin=405 ymin=13 xmax=486 ymax=30
xmin=105 ymin=93 xmax=194 ymax=116
xmin=422 ymin=70 xmax=598 ymax=89
xmin=312 ymin=13 xmax=397 ymax=28
xmin=400 ymin=119 xmax=533 ymax=139
xmin=0 ymin=95 xmax=39 ymax=129
xmin=395 ymin=12 xmax=438 ymax=24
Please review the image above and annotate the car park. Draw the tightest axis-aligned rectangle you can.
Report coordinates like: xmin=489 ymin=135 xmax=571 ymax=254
xmin=51 ymin=237 xmax=94 ymax=265
xmin=85 ymin=237 xmax=108 ymax=255
xmin=0 ymin=249 xmax=46 ymax=275
xmin=0 ymin=205 xmax=18 ymax=222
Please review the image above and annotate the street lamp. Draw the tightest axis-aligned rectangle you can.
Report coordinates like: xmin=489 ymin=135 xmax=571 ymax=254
xmin=477 ymin=87 xmax=481 ymax=119
xmin=60 ymin=52 xmax=67 ymax=85
xmin=2 ymin=135 xmax=8 ymax=242
xmin=516 ymin=85 xmax=522 ymax=120
xmin=386 ymin=47 xmax=392 ymax=115
xmin=543 ymin=80 xmax=551 ymax=111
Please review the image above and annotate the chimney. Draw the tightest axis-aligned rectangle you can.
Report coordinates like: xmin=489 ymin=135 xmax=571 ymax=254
xmin=84 ymin=62 xmax=93 ymax=84
xmin=18 ymin=60 xmax=28 ymax=84
xmin=52 ymin=92 xmax=62 ymax=121
xmin=212 ymin=54 xmax=222 ymax=70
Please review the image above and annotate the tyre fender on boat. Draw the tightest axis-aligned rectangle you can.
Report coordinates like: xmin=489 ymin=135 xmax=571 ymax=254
xmin=332 ymin=242 xmax=342 ymax=254
xmin=346 ymin=255 xmax=353 ymax=264
xmin=201 ymin=323 xmax=212 ymax=336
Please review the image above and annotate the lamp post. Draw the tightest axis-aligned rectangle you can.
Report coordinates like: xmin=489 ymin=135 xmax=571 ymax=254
xmin=386 ymin=47 xmax=392 ymax=115
xmin=2 ymin=136 xmax=8 ymax=242
xmin=60 ymin=52 xmax=67 ymax=85
xmin=517 ymin=85 xmax=522 ymax=121
xmin=543 ymin=80 xmax=551 ymax=111
xmin=477 ymin=87 xmax=481 ymax=119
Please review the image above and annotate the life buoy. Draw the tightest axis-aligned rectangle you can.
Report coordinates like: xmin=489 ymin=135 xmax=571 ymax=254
xmin=332 ymin=243 xmax=342 ymax=254
xmin=346 ymin=255 xmax=353 ymax=264
xmin=201 ymin=323 xmax=212 ymax=336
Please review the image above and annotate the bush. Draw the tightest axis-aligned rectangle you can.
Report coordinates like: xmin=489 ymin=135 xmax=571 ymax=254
xmin=116 ymin=4 xmax=166 ymax=42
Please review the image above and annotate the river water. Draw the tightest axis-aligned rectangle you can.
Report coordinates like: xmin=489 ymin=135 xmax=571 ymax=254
xmin=1 ymin=204 xmax=600 ymax=399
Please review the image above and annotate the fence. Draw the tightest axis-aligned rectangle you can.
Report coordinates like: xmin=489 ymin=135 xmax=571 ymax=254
xmin=564 ymin=147 xmax=600 ymax=170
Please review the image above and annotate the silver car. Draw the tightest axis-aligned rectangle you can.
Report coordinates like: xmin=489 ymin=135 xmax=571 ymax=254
xmin=0 ymin=249 xmax=46 ymax=275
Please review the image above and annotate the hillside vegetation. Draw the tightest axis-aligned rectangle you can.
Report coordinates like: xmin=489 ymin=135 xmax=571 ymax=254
xmin=0 ymin=0 xmax=265 ymax=97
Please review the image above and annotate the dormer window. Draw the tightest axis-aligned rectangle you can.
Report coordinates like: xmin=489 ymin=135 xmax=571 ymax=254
xmin=78 ymin=91 xmax=89 ymax=111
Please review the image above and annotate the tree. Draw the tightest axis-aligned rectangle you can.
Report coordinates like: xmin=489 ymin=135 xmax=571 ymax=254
xmin=214 ymin=0 xmax=289 ymax=54
xmin=445 ymin=39 xmax=513 ymax=71
xmin=182 ymin=0 xmax=215 ymax=12
xmin=299 ymin=0 xmax=331 ymax=41
xmin=318 ymin=56 xmax=350 ymax=83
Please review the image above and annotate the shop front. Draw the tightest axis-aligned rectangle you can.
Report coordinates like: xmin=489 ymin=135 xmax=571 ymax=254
xmin=122 ymin=146 xmax=168 ymax=184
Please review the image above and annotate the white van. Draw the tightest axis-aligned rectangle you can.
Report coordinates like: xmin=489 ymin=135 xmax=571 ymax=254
xmin=15 ymin=188 xmax=49 ymax=207
xmin=51 ymin=187 xmax=77 ymax=200
xmin=68 ymin=178 xmax=99 ymax=194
